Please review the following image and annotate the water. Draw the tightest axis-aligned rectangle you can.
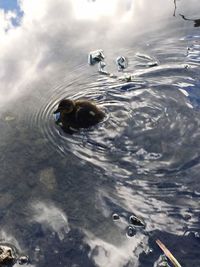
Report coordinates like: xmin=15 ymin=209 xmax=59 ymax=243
xmin=0 ymin=0 xmax=200 ymax=266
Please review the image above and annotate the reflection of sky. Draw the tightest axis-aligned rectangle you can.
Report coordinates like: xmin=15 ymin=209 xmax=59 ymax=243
xmin=0 ymin=0 xmax=23 ymax=27
xmin=0 ymin=0 xmax=19 ymax=11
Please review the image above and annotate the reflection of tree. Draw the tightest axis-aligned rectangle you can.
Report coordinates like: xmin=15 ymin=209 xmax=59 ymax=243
xmin=173 ymin=0 xmax=177 ymax=17
xmin=173 ymin=0 xmax=200 ymax=27
xmin=179 ymin=14 xmax=200 ymax=27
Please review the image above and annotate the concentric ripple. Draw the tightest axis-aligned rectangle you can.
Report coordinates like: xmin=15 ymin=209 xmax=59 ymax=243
xmin=28 ymin=43 xmax=200 ymax=180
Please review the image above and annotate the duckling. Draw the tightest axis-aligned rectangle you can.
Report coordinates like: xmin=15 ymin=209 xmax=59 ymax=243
xmin=53 ymin=99 xmax=105 ymax=134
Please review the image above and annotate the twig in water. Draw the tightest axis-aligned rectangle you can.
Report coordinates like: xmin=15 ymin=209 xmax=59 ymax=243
xmin=156 ymin=239 xmax=182 ymax=267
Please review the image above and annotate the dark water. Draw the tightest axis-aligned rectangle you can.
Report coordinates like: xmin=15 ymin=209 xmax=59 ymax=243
xmin=0 ymin=0 xmax=200 ymax=266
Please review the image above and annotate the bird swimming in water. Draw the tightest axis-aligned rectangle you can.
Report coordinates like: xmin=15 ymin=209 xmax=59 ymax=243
xmin=53 ymin=99 xmax=105 ymax=134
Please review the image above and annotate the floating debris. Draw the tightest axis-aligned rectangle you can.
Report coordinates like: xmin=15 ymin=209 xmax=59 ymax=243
xmin=0 ymin=244 xmax=29 ymax=266
xmin=129 ymin=214 xmax=146 ymax=227
xmin=88 ymin=49 xmax=105 ymax=65
xmin=154 ymin=254 xmax=171 ymax=267
xmin=183 ymin=214 xmax=191 ymax=221
xmin=126 ymin=226 xmax=136 ymax=237
xmin=0 ymin=245 xmax=15 ymax=265
xmin=116 ymin=56 xmax=128 ymax=71
xmin=184 ymin=64 xmax=190 ymax=69
xmin=156 ymin=239 xmax=182 ymax=267
xmin=112 ymin=213 xmax=120 ymax=221
xmin=0 ymin=245 xmax=28 ymax=266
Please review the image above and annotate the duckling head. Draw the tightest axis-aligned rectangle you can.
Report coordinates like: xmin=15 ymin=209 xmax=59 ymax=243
xmin=54 ymin=99 xmax=75 ymax=114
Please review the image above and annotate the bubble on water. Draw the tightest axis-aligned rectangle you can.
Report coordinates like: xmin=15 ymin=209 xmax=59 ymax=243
xmin=129 ymin=215 xmax=146 ymax=227
xmin=126 ymin=225 xmax=136 ymax=238
xmin=112 ymin=213 xmax=120 ymax=221
xmin=116 ymin=56 xmax=128 ymax=71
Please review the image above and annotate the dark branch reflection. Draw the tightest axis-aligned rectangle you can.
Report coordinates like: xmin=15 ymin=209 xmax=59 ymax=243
xmin=173 ymin=0 xmax=177 ymax=16
xmin=180 ymin=14 xmax=200 ymax=27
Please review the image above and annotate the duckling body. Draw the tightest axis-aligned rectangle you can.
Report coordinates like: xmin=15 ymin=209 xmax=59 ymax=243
xmin=54 ymin=99 xmax=105 ymax=134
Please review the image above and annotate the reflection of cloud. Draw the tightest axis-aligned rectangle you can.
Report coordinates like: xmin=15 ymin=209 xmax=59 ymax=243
xmin=114 ymin=181 xmax=199 ymax=234
xmin=0 ymin=0 xmax=200 ymax=104
xmin=84 ymin=230 xmax=148 ymax=267
xmin=95 ymin=180 xmax=199 ymax=236
xmin=31 ymin=201 xmax=70 ymax=240
xmin=0 ymin=0 xmax=166 ymax=103
xmin=88 ymin=182 xmax=199 ymax=266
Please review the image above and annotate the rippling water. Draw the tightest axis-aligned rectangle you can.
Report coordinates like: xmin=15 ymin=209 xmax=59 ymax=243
xmin=0 ymin=0 xmax=200 ymax=267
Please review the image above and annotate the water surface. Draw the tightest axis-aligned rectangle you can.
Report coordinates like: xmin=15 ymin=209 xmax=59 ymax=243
xmin=0 ymin=0 xmax=200 ymax=266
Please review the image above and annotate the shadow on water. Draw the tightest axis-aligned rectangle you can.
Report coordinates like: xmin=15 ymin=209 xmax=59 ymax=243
xmin=180 ymin=14 xmax=200 ymax=27
xmin=0 ymin=0 xmax=200 ymax=267
xmin=173 ymin=0 xmax=200 ymax=28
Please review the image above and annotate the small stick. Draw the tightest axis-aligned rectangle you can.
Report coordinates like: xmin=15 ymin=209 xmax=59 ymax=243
xmin=156 ymin=239 xmax=182 ymax=267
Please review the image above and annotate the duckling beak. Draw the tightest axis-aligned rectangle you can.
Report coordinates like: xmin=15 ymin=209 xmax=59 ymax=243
xmin=53 ymin=108 xmax=60 ymax=114
xmin=53 ymin=110 xmax=61 ymax=122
